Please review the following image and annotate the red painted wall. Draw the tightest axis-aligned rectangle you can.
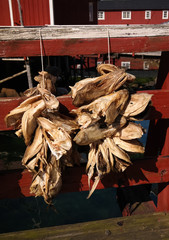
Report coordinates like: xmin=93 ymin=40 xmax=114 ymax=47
xmin=98 ymin=10 xmax=169 ymax=25
xmin=12 ymin=0 xmax=50 ymax=26
xmin=0 ymin=0 xmax=11 ymax=26
xmin=114 ymin=56 xmax=159 ymax=70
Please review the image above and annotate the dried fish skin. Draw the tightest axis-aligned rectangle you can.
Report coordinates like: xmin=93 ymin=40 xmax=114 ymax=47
xmin=97 ymin=64 xmax=136 ymax=83
xmin=22 ymin=99 xmax=46 ymax=145
xmin=22 ymin=126 xmax=43 ymax=165
xmin=123 ymin=93 xmax=153 ymax=117
xmin=44 ymin=112 xmax=78 ymax=134
xmin=114 ymin=156 xmax=130 ymax=172
xmin=97 ymin=63 xmax=118 ymax=75
xmin=5 ymin=95 xmax=41 ymax=128
xmin=35 ymin=71 xmax=56 ymax=94
xmin=38 ymin=87 xmax=59 ymax=112
xmin=5 ymin=105 xmax=30 ymax=128
xmin=70 ymin=77 xmax=97 ymax=99
xmin=86 ymin=140 xmax=111 ymax=199
xmin=71 ymin=68 xmax=129 ymax=107
xmin=115 ymin=122 xmax=144 ymax=140
xmin=105 ymin=138 xmax=131 ymax=164
xmin=113 ymin=137 xmax=145 ymax=153
xmin=38 ymin=117 xmax=72 ymax=160
xmin=72 ymin=89 xmax=129 ymax=125
xmin=74 ymin=116 xmax=126 ymax=146
xmin=30 ymin=155 xmax=62 ymax=204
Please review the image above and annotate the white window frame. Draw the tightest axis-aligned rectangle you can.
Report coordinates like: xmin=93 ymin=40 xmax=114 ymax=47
xmin=122 ymin=11 xmax=131 ymax=20
xmin=145 ymin=10 xmax=151 ymax=19
xmin=8 ymin=0 xmax=14 ymax=26
xmin=89 ymin=2 xmax=94 ymax=22
xmin=49 ymin=0 xmax=54 ymax=25
xmin=98 ymin=11 xmax=105 ymax=20
xmin=121 ymin=61 xmax=130 ymax=69
xmin=162 ymin=10 xmax=168 ymax=19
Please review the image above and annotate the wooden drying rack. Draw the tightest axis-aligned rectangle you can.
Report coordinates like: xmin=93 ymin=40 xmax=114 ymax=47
xmin=1 ymin=24 xmax=169 ymax=215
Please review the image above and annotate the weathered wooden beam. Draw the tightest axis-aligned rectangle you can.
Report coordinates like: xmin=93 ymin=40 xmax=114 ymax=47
xmin=0 ymin=154 xmax=169 ymax=199
xmin=1 ymin=37 xmax=169 ymax=57
xmin=0 ymin=90 xmax=169 ymax=131
xmin=0 ymin=212 xmax=169 ymax=240
xmin=1 ymin=25 xmax=169 ymax=57
xmin=1 ymin=25 xmax=169 ymax=41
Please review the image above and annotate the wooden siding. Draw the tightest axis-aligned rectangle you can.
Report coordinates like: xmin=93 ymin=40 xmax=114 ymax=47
xmin=0 ymin=0 xmax=11 ymax=26
xmin=12 ymin=0 xmax=50 ymax=26
xmin=98 ymin=10 xmax=169 ymax=25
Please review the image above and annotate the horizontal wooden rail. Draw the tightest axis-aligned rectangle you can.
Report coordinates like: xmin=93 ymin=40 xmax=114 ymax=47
xmin=0 ymin=155 xmax=169 ymax=199
xmin=0 ymin=212 xmax=168 ymax=240
xmin=0 ymin=89 xmax=169 ymax=131
xmin=1 ymin=24 xmax=169 ymax=57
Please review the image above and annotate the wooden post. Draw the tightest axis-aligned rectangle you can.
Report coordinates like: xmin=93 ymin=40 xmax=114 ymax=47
xmin=25 ymin=59 xmax=33 ymax=89
xmin=145 ymin=51 xmax=169 ymax=212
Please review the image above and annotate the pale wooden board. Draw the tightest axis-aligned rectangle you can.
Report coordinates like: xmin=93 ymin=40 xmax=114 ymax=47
xmin=0 ymin=24 xmax=169 ymax=41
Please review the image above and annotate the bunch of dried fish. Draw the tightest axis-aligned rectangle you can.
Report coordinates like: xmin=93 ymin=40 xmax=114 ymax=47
xmin=5 ymin=71 xmax=78 ymax=204
xmin=70 ymin=63 xmax=152 ymax=198
xmin=5 ymin=64 xmax=152 ymax=203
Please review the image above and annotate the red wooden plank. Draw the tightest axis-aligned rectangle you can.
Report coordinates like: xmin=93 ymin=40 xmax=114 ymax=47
xmin=0 ymin=90 xmax=169 ymax=131
xmin=0 ymin=155 xmax=169 ymax=199
xmin=0 ymin=95 xmax=75 ymax=131
xmin=1 ymin=36 xmax=169 ymax=57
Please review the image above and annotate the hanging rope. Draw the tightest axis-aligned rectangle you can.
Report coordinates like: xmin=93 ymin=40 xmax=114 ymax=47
xmin=107 ymin=29 xmax=110 ymax=64
xmin=39 ymin=29 xmax=44 ymax=72
xmin=39 ymin=29 xmax=45 ymax=88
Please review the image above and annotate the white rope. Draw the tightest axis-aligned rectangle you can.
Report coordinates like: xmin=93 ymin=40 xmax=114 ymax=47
xmin=39 ymin=29 xmax=44 ymax=72
xmin=39 ymin=29 xmax=45 ymax=88
xmin=107 ymin=29 xmax=110 ymax=64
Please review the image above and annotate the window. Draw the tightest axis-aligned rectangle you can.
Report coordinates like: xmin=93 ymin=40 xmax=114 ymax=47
xmin=122 ymin=11 xmax=131 ymax=20
xmin=89 ymin=2 xmax=93 ymax=22
xmin=98 ymin=11 xmax=105 ymax=20
xmin=162 ymin=10 xmax=168 ymax=19
xmin=143 ymin=62 xmax=149 ymax=70
xmin=145 ymin=10 xmax=151 ymax=19
xmin=121 ymin=62 xmax=130 ymax=69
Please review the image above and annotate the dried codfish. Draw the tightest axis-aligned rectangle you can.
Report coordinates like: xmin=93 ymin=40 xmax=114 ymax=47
xmin=22 ymin=126 xmax=43 ymax=165
xmin=70 ymin=77 xmax=97 ymax=100
xmin=30 ymin=155 xmax=62 ymax=204
xmin=44 ymin=112 xmax=78 ymax=134
xmin=38 ymin=87 xmax=59 ymax=112
xmin=35 ymin=71 xmax=56 ymax=94
xmin=5 ymin=95 xmax=41 ymax=128
xmin=71 ymin=68 xmax=128 ymax=106
xmin=97 ymin=63 xmax=118 ymax=75
xmin=123 ymin=93 xmax=153 ymax=118
xmin=38 ymin=117 xmax=72 ymax=160
xmin=105 ymin=138 xmax=131 ymax=163
xmin=22 ymin=99 xmax=45 ymax=145
xmin=97 ymin=63 xmax=136 ymax=82
xmin=87 ymin=140 xmax=111 ymax=199
xmin=113 ymin=137 xmax=145 ymax=153
xmin=114 ymin=156 xmax=130 ymax=172
xmin=74 ymin=116 xmax=126 ymax=145
xmin=115 ymin=122 xmax=144 ymax=140
xmin=72 ymin=89 xmax=129 ymax=125
xmin=24 ymin=87 xmax=39 ymax=97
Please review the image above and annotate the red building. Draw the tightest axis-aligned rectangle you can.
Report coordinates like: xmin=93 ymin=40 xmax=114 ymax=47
xmin=0 ymin=0 xmax=97 ymax=26
xmin=98 ymin=0 xmax=169 ymax=25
